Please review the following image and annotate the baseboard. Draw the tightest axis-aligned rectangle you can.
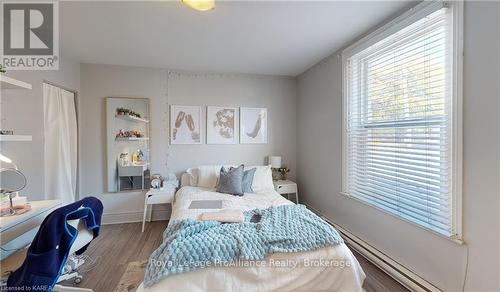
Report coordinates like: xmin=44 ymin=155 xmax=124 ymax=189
xmin=306 ymin=204 xmax=441 ymax=292
xmin=102 ymin=209 xmax=171 ymax=225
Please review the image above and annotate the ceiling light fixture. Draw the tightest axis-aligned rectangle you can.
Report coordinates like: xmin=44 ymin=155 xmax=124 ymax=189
xmin=181 ymin=0 xmax=215 ymax=11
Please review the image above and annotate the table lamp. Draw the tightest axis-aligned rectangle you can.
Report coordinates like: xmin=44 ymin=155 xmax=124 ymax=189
xmin=269 ymin=156 xmax=282 ymax=180
xmin=269 ymin=156 xmax=282 ymax=169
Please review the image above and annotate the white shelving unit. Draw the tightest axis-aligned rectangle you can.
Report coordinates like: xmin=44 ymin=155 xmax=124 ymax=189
xmin=0 ymin=76 xmax=33 ymax=142
xmin=115 ymin=137 xmax=149 ymax=142
xmin=0 ymin=135 xmax=33 ymax=142
xmin=0 ymin=75 xmax=32 ymax=90
xmin=115 ymin=114 xmax=149 ymax=123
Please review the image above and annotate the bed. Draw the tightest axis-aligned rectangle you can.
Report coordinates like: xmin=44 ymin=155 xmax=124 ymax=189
xmin=137 ymin=167 xmax=365 ymax=291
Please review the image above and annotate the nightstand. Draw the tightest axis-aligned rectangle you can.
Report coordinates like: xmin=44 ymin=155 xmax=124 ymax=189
xmin=142 ymin=188 xmax=175 ymax=232
xmin=273 ymin=180 xmax=299 ymax=204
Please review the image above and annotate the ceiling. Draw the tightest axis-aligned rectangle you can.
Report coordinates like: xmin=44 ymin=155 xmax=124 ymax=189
xmin=60 ymin=1 xmax=412 ymax=76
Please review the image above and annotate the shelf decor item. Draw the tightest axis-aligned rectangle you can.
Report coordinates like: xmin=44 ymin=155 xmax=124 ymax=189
xmin=115 ymin=129 xmax=144 ymax=139
xmin=207 ymin=106 xmax=237 ymax=144
xmin=116 ymin=107 xmax=128 ymax=115
xmin=116 ymin=107 xmax=142 ymax=118
xmin=240 ymin=107 xmax=267 ymax=144
xmin=170 ymin=105 xmax=201 ymax=145
xmin=0 ymin=130 xmax=14 ymax=135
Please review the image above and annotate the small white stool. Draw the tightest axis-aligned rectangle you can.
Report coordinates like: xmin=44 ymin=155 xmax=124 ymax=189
xmin=142 ymin=188 xmax=175 ymax=232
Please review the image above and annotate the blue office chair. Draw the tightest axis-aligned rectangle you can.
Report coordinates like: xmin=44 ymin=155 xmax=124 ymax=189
xmin=6 ymin=197 xmax=103 ymax=292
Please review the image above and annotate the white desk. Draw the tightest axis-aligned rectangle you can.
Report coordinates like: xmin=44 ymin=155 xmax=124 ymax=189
xmin=118 ymin=163 xmax=149 ymax=191
xmin=0 ymin=200 xmax=61 ymax=255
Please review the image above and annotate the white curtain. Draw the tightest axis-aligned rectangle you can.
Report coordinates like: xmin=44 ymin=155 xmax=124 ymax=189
xmin=43 ymin=83 xmax=77 ymax=204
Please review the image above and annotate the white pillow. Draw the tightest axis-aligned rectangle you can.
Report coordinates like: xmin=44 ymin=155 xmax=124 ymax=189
xmin=185 ymin=168 xmax=199 ymax=186
xmin=197 ymin=165 xmax=223 ymax=188
xmin=248 ymin=165 xmax=274 ymax=192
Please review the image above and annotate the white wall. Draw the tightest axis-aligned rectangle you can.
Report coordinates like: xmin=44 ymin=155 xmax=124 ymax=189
xmin=296 ymin=2 xmax=499 ymax=291
xmin=79 ymin=64 xmax=297 ymax=222
xmin=0 ymin=56 xmax=81 ymax=200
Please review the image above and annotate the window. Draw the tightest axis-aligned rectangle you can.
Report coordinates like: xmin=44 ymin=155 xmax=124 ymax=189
xmin=342 ymin=1 xmax=462 ymax=239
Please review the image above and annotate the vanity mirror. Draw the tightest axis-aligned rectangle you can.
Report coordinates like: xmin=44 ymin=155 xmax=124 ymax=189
xmin=0 ymin=168 xmax=27 ymax=216
xmin=106 ymin=97 xmax=150 ymax=192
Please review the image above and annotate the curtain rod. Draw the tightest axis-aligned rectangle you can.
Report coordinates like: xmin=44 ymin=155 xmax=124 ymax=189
xmin=43 ymin=80 xmax=77 ymax=94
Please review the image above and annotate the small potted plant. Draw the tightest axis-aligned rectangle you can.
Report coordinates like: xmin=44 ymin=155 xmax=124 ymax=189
xmin=116 ymin=107 xmax=126 ymax=115
xmin=0 ymin=65 xmax=5 ymax=74
xmin=278 ymin=167 xmax=290 ymax=180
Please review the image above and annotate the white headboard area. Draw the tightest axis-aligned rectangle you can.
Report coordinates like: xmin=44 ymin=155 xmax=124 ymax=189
xmin=180 ymin=172 xmax=193 ymax=187
xmin=178 ymin=165 xmax=275 ymax=193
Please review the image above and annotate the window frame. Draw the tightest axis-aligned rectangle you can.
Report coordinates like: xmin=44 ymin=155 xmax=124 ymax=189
xmin=341 ymin=0 xmax=464 ymax=243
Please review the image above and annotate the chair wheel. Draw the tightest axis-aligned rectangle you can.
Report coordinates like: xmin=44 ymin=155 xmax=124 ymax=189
xmin=74 ymin=276 xmax=82 ymax=284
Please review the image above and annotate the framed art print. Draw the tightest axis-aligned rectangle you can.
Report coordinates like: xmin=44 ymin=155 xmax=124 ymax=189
xmin=170 ymin=105 xmax=201 ymax=144
xmin=207 ymin=106 xmax=237 ymax=144
xmin=240 ymin=107 xmax=267 ymax=144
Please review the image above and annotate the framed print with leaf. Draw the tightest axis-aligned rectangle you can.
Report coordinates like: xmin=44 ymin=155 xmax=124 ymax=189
xmin=240 ymin=107 xmax=267 ymax=144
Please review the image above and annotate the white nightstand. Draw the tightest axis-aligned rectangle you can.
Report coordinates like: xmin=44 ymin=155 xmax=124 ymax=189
xmin=142 ymin=188 xmax=175 ymax=232
xmin=273 ymin=180 xmax=299 ymax=204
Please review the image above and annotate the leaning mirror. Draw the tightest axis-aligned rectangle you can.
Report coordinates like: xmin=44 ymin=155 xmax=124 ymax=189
xmin=106 ymin=97 xmax=150 ymax=192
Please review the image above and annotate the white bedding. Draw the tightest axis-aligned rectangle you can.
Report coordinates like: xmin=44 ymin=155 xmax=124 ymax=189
xmin=137 ymin=187 xmax=365 ymax=292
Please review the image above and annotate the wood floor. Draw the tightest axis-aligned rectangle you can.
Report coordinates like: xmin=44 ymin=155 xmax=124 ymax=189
xmin=65 ymin=221 xmax=409 ymax=292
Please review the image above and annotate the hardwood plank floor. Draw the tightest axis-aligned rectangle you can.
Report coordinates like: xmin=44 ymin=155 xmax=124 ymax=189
xmin=64 ymin=222 xmax=409 ymax=292
xmin=350 ymin=249 xmax=409 ymax=292
xmin=62 ymin=221 xmax=168 ymax=291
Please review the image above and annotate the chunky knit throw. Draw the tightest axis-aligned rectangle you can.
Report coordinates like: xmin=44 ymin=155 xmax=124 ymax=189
xmin=144 ymin=204 xmax=343 ymax=287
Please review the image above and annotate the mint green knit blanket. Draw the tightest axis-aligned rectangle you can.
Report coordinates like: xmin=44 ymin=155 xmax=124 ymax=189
xmin=144 ymin=204 xmax=343 ymax=287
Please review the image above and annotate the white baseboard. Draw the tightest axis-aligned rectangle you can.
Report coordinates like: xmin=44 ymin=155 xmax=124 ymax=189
xmin=102 ymin=209 xmax=171 ymax=225
xmin=306 ymin=204 xmax=441 ymax=292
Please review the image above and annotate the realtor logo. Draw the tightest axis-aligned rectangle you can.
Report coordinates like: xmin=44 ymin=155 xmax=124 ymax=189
xmin=1 ymin=1 xmax=59 ymax=70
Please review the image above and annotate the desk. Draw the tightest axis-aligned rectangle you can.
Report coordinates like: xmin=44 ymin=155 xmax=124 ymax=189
xmin=0 ymin=200 xmax=61 ymax=259
xmin=118 ymin=163 xmax=149 ymax=191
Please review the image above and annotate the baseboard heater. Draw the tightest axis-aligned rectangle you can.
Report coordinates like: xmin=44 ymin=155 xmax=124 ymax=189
xmin=307 ymin=205 xmax=441 ymax=292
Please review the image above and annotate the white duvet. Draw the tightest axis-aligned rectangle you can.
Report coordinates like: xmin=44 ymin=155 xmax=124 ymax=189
xmin=137 ymin=187 xmax=365 ymax=292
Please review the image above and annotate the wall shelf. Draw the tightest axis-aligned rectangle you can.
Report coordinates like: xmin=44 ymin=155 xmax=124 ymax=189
xmin=115 ymin=137 xmax=149 ymax=142
xmin=115 ymin=114 xmax=149 ymax=123
xmin=0 ymin=135 xmax=33 ymax=142
xmin=0 ymin=75 xmax=32 ymax=90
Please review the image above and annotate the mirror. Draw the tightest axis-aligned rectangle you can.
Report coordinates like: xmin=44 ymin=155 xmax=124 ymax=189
xmin=0 ymin=168 xmax=27 ymax=193
xmin=106 ymin=97 xmax=150 ymax=192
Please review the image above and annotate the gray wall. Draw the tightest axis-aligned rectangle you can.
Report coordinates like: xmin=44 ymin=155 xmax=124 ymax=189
xmin=296 ymin=2 xmax=499 ymax=291
xmin=79 ymin=64 xmax=297 ymax=221
xmin=0 ymin=56 xmax=81 ymax=199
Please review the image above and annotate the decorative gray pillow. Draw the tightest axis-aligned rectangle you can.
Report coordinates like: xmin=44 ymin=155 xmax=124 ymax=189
xmin=242 ymin=168 xmax=256 ymax=193
xmin=216 ymin=165 xmax=244 ymax=196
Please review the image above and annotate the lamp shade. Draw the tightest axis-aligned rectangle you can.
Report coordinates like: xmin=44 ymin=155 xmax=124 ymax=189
xmin=269 ymin=156 xmax=282 ymax=168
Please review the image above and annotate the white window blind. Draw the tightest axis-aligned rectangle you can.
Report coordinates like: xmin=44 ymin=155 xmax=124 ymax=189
xmin=343 ymin=2 xmax=462 ymax=237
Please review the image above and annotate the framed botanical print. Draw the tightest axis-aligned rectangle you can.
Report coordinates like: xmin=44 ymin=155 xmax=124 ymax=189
xmin=240 ymin=107 xmax=267 ymax=144
xmin=207 ymin=106 xmax=237 ymax=144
